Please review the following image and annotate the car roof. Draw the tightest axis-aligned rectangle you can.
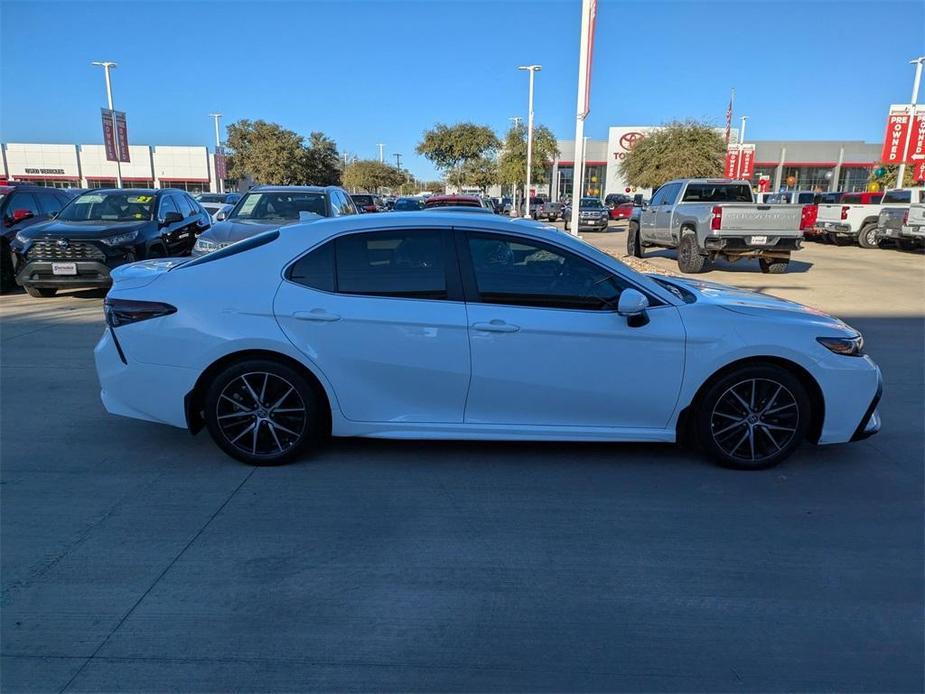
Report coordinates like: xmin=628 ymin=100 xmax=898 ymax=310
xmin=426 ymin=194 xmax=481 ymax=202
xmin=250 ymin=185 xmax=336 ymax=193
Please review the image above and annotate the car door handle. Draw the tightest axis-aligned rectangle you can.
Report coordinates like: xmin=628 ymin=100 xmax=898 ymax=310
xmin=472 ymin=320 xmax=520 ymax=333
xmin=292 ymin=309 xmax=341 ymax=322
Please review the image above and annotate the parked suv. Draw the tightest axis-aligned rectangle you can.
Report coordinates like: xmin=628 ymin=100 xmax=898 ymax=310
xmin=192 ymin=185 xmax=356 ymax=257
xmin=10 ymin=188 xmax=210 ymax=297
xmin=1 ymin=184 xmax=79 ymax=291
xmin=350 ymin=194 xmax=385 ymax=213
xmin=562 ymin=197 xmax=609 ymax=232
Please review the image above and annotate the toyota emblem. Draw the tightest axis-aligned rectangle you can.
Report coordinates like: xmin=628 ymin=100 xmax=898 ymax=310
xmin=56 ymin=239 xmax=70 ymax=249
xmin=619 ymin=131 xmax=645 ymax=151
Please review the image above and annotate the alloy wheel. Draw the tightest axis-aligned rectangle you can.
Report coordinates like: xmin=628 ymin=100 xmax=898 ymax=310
xmin=215 ymin=371 xmax=307 ymax=457
xmin=710 ymin=378 xmax=799 ymax=464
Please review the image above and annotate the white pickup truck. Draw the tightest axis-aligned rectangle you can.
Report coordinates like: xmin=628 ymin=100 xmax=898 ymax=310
xmin=815 ymin=188 xmax=925 ymax=248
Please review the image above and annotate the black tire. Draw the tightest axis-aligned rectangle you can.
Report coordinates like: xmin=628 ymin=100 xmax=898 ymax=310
xmin=677 ymin=233 xmax=708 ymax=273
xmin=695 ymin=364 xmax=811 ymax=470
xmin=0 ymin=239 xmax=15 ymax=292
xmin=758 ymin=257 xmax=789 ymax=274
xmin=25 ymin=285 xmax=57 ymax=298
xmin=564 ymin=221 xmax=570 ymax=232
xmin=204 ymin=359 xmax=324 ymax=466
xmin=857 ymin=223 xmax=879 ymax=249
xmin=627 ymin=222 xmax=643 ymax=258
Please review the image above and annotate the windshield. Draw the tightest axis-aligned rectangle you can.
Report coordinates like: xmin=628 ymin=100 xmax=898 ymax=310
xmin=230 ymin=192 xmax=327 ymax=221
xmin=57 ymin=191 xmax=155 ymax=222
xmin=394 ymin=199 xmax=423 ymax=210
xmin=682 ymin=183 xmax=752 ymax=203
xmin=580 ymin=198 xmax=603 ymax=208
xmin=197 ymin=194 xmax=227 ymax=203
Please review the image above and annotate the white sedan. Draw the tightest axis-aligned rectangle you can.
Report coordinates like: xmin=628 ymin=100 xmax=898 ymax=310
xmin=94 ymin=212 xmax=881 ymax=470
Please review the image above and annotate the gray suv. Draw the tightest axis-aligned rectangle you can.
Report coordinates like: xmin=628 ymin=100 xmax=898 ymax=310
xmin=192 ymin=185 xmax=356 ymax=257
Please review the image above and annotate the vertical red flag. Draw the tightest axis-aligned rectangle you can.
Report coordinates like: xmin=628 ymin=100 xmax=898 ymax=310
xmin=738 ymin=145 xmax=756 ymax=179
xmin=101 ymin=108 xmax=117 ymax=162
xmin=913 ymin=160 xmax=925 ymax=182
xmin=114 ymin=111 xmax=130 ymax=163
xmin=724 ymin=146 xmax=740 ymax=178
xmin=881 ymin=110 xmax=912 ymax=164
xmin=906 ymin=109 xmax=925 ymax=164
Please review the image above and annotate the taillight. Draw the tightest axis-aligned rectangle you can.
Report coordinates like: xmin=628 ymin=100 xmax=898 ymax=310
xmin=104 ymin=298 xmax=176 ymax=327
xmin=841 ymin=205 xmax=850 ymax=220
xmin=710 ymin=206 xmax=723 ymax=231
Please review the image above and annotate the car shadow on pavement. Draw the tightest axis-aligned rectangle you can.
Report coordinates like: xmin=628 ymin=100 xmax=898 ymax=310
xmin=641 ymin=248 xmax=815 ymax=273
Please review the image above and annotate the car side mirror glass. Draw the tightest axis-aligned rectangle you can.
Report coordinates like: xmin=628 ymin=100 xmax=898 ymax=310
xmin=617 ymin=289 xmax=650 ymax=326
xmin=161 ymin=211 xmax=183 ymax=226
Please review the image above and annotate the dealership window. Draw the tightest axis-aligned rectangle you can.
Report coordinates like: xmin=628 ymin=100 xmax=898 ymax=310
xmin=13 ymin=177 xmax=79 ymax=190
xmin=780 ymin=166 xmax=835 ymax=192
xmin=160 ymin=180 xmax=208 ymax=194
xmin=839 ymin=167 xmax=873 ymax=193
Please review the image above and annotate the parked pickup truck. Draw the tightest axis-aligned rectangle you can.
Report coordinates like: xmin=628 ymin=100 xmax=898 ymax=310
xmin=877 ymin=203 xmax=925 ymax=250
xmin=627 ymin=178 xmax=803 ymax=274
xmin=814 ymin=188 xmax=925 ymax=248
xmin=529 ymin=197 xmax=561 ymax=221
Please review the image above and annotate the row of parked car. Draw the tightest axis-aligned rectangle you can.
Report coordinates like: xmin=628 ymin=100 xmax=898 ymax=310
xmin=758 ymin=188 xmax=925 ymax=251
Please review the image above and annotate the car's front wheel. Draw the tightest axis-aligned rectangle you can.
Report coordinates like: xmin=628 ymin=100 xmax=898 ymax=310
xmin=25 ymin=286 xmax=57 ymax=298
xmin=204 ymin=359 xmax=323 ymax=466
xmin=696 ymin=364 xmax=811 ymax=470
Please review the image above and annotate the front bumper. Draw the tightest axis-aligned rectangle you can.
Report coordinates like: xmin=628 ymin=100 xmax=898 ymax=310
xmin=570 ymin=217 xmax=609 ymax=230
xmin=15 ymin=260 xmax=114 ymax=288
xmin=850 ymin=372 xmax=883 ymax=442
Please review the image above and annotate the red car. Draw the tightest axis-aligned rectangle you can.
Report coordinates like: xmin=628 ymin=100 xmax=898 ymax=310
xmin=609 ymin=202 xmax=634 ymax=220
xmin=803 ymin=191 xmax=883 ymax=239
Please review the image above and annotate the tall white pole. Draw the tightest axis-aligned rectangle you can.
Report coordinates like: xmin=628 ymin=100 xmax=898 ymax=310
xmin=569 ymin=0 xmax=596 ymax=236
xmin=739 ymin=115 xmax=748 ymax=145
xmin=519 ymin=65 xmax=541 ymax=218
xmin=508 ymin=116 xmax=521 ymax=216
xmin=93 ymin=61 xmax=122 ymax=188
xmin=897 ymin=56 xmax=925 ymax=189
xmin=737 ymin=115 xmax=748 ymax=179
xmin=210 ymin=113 xmax=223 ymax=193
xmin=377 ymin=143 xmax=385 ymax=163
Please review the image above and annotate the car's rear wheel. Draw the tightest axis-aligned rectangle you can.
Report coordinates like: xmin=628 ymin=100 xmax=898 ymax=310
xmin=758 ymin=257 xmax=789 ymax=274
xmin=677 ymin=232 xmax=708 ymax=273
xmin=857 ymin=223 xmax=879 ymax=249
xmin=204 ymin=359 xmax=323 ymax=466
xmin=627 ymin=222 xmax=643 ymax=258
xmin=25 ymin=286 xmax=57 ymax=298
xmin=696 ymin=364 xmax=810 ymax=470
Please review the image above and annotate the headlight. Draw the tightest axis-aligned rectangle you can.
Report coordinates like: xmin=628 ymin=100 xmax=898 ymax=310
xmin=102 ymin=230 xmax=139 ymax=246
xmin=193 ymin=238 xmax=218 ymax=253
xmin=14 ymin=231 xmax=30 ymax=245
xmin=817 ymin=335 xmax=864 ymax=356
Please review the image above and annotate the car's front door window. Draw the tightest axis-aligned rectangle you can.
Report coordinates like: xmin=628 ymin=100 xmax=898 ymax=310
xmin=466 ymin=232 xmax=625 ymax=310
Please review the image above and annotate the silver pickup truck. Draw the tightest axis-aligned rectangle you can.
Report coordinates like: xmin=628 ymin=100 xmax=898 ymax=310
xmin=627 ymin=178 xmax=803 ymax=273
xmin=877 ymin=203 xmax=925 ymax=250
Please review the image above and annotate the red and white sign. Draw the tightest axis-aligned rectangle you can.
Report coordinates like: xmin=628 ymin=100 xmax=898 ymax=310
xmin=881 ymin=107 xmax=913 ymax=164
xmin=758 ymin=175 xmax=771 ymax=192
xmin=101 ymin=108 xmax=117 ymax=162
xmin=114 ymin=111 xmax=130 ymax=163
xmin=724 ymin=146 xmax=740 ymax=178
xmin=914 ymin=160 xmax=925 ymax=182
xmin=907 ymin=111 xmax=925 ymax=163
xmin=738 ymin=144 xmax=756 ymax=179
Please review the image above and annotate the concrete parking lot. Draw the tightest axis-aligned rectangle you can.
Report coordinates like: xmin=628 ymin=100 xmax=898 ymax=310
xmin=2 ymin=232 xmax=923 ymax=692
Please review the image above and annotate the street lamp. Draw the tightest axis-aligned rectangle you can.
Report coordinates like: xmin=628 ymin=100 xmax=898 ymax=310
xmin=377 ymin=143 xmax=385 ymax=163
xmin=91 ymin=61 xmax=122 ymax=188
xmin=518 ymin=65 xmax=542 ymax=218
xmin=739 ymin=115 xmax=748 ymax=144
xmin=209 ymin=113 xmax=223 ymax=193
xmin=897 ymin=56 xmax=925 ymax=189
xmin=508 ymin=116 xmax=522 ymax=216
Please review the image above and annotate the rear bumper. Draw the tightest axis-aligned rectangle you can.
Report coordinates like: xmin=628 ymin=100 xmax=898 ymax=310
xmin=703 ymin=236 xmax=802 ymax=254
xmin=15 ymin=260 xmax=114 ymax=288
xmin=815 ymin=222 xmax=854 ymax=235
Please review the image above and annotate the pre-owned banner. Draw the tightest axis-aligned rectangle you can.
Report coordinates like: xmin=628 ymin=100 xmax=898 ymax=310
xmin=738 ymin=144 xmax=756 ymax=179
xmin=101 ymin=108 xmax=117 ymax=162
xmin=914 ymin=160 xmax=925 ymax=182
xmin=881 ymin=108 xmax=912 ymax=164
xmin=724 ymin=146 xmax=740 ymax=178
xmin=907 ymin=110 xmax=925 ymax=164
xmin=215 ymin=149 xmax=226 ymax=180
xmin=114 ymin=111 xmax=130 ymax=163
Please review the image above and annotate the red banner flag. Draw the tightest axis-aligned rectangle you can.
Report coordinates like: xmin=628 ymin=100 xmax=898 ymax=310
xmin=114 ymin=111 xmax=130 ymax=163
xmin=738 ymin=144 xmax=755 ymax=179
xmin=913 ymin=160 xmax=925 ymax=182
xmin=101 ymin=108 xmax=117 ymax=162
xmin=881 ymin=110 xmax=912 ymax=164
xmin=907 ymin=111 xmax=925 ymax=164
xmin=724 ymin=146 xmax=740 ymax=178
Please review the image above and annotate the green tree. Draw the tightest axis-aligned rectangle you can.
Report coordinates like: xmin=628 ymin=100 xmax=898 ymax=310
xmin=423 ymin=180 xmax=445 ymax=194
xmin=449 ymin=156 xmax=498 ymax=192
xmin=619 ymin=120 xmax=725 ymax=189
xmin=497 ymin=122 xmax=559 ymax=189
xmin=417 ymin=122 xmax=500 ymax=184
xmin=867 ymin=163 xmax=916 ymax=190
xmin=343 ymin=159 xmax=407 ymax=192
xmin=302 ymin=131 xmax=342 ymax=186
xmin=226 ymin=119 xmax=307 ymax=185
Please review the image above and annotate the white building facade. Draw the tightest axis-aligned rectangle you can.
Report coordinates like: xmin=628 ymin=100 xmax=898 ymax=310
xmin=0 ymin=142 xmax=225 ymax=193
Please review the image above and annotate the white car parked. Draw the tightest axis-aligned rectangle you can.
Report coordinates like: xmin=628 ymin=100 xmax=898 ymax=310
xmin=94 ymin=213 xmax=882 ymax=470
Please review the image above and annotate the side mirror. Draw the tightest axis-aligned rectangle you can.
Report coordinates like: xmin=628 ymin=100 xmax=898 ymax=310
xmin=161 ymin=211 xmax=183 ymax=226
xmin=12 ymin=208 xmax=34 ymax=222
xmin=617 ymin=288 xmax=650 ymax=327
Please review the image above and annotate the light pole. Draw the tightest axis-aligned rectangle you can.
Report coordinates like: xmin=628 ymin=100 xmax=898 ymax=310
xmin=377 ymin=143 xmax=385 ymax=163
xmin=569 ymin=0 xmax=597 ymax=236
xmin=91 ymin=61 xmax=122 ymax=188
xmin=394 ymin=153 xmax=402 ymax=170
xmin=518 ymin=64 xmax=542 ymax=218
xmin=897 ymin=56 xmax=925 ymax=189
xmin=209 ymin=113 xmax=223 ymax=193
xmin=508 ymin=116 xmax=522 ymax=216
xmin=739 ymin=115 xmax=748 ymax=144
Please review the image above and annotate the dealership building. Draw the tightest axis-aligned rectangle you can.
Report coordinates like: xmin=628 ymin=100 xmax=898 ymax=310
xmin=0 ymin=142 xmax=229 ymax=193
xmin=544 ymin=126 xmax=884 ymax=199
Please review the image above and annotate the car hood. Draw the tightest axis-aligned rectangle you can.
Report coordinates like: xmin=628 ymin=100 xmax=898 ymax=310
xmin=17 ymin=219 xmax=150 ymax=240
xmin=198 ymin=218 xmax=309 ymax=244
xmin=651 ymin=274 xmax=855 ymax=332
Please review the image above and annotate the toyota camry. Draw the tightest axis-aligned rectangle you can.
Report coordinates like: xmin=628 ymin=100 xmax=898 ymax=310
xmin=94 ymin=212 xmax=881 ymax=470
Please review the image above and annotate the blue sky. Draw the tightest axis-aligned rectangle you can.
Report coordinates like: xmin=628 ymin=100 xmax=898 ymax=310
xmin=2 ymin=0 xmax=923 ymax=179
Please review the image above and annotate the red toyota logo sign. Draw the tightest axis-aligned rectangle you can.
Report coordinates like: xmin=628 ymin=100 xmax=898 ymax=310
xmin=619 ymin=131 xmax=645 ymax=151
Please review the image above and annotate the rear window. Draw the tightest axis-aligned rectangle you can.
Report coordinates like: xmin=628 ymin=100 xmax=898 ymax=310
xmin=882 ymin=190 xmax=911 ymax=204
xmin=351 ymin=195 xmax=374 ymax=205
xmin=682 ymin=184 xmax=753 ymax=203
